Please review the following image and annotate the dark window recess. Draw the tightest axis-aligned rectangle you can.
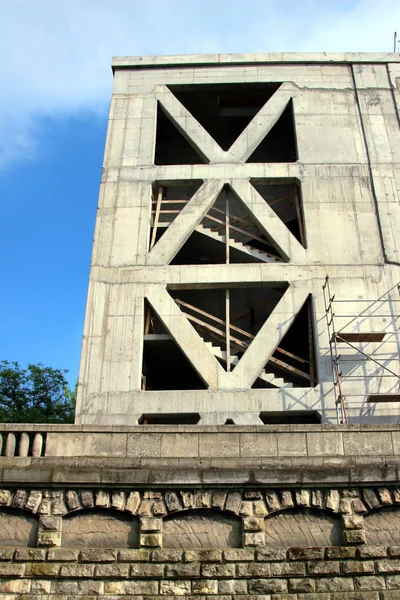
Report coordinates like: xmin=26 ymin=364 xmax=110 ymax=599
xmin=252 ymin=295 xmax=318 ymax=389
xmin=250 ymin=180 xmax=306 ymax=248
xmin=154 ymin=103 xmax=208 ymax=165
xmin=167 ymin=82 xmax=281 ymax=151
xmin=149 ymin=180 xmax=203 ymax=250
xmin=259 ymin=411 xmax=321 ymax=424
xmin=138 ymin=413 xmax=200 ymax=425
xmin=247 ymin=99 xmax=297 ymax=163
xmin=142 ymin=300 xmax=207 ymax=391
xmin=157 ymin=83 xmax=297 ymax=164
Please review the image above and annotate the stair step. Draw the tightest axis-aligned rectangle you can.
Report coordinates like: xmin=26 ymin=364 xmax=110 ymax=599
xmin=204 ymin=340 xmax=292 ymax=389
xmin=196 ymin=224 xmax=280 ymax=263
xmin=258 ymin=371 xmax=293 ymax=389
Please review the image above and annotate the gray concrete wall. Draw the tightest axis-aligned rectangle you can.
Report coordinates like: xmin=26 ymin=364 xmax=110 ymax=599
xmin=76 ymin=53 xmax=400 ymax=425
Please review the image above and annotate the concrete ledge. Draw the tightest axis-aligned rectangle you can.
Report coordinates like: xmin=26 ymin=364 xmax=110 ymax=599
xmin=112 ymin=52 xmax=400 ymax=70
xmin=1 ymin=425 xmax=400 ymax=462
xmin=0 ymin=454 xmax=399 ymax=486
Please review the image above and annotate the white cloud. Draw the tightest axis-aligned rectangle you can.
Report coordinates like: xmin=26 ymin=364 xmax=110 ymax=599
xmin=1 ymin=0 xmax=399 ymax=169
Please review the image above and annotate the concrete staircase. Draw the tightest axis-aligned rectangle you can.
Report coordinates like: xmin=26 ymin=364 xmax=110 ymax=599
xmin=203 ymin=341 xmax=293 ymax=389
xmin=195 ymin=223 xmax=281 ymax=263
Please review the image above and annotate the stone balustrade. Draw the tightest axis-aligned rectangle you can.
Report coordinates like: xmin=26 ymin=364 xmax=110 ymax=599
xmin=0 ymin=424 xmax=399 ymax=486
xmin=0 ymin=431 xmax=46 ymax=457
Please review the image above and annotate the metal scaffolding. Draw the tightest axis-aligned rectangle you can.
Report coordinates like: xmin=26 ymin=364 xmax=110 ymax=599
xmin=323 ymin=276 xmax=400 ymax=424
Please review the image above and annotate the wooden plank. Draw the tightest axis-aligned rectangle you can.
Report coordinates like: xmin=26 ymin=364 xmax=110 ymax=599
xmin=367 ymin=394 xmax=400 ymax=403
xmin=274 ymin=202 xmax=292 ymax=214
xmin=144 ymin=334 xmax=171 ymax=341
xmin=202 ymin=213 xmax=279 ymax=256
xmin=268 ymin=193 xmax=294 ymax=207
xmin=225 ymin=191 xmax=230 ymax=266
xmin=225 ymin=191 xmax=231 ymax=371
xmin=226 ymin=290 xmax=231 ymax=371
xmin=212 ymin=214 xmax=251 ymax=234
xmin=174 ymin=298 xmax=254 ymax=340
xmin=268 ymin=355 xmax=310 ymax=380
xmin=154 ymin=199 xmax=188 ymax=204
xmin=307 ymin=298 xmax=316 ymax=386
xmin=337 ymin=332 xmax=386 ymax=343
xmin=183 ymin=310 xmax=309 ymax=379
xmin=175 ymin=298 xmax=308 ymax=366
xmin=275 ymin=346 xmax=309 ymax=365
xmin=231 ymin=296 xmax=281 ymax=322
xmin=149 ymin=186 xmax=163 ymax=250
xmin=144 ymin=306 xmax=152 ymax=335
xmin=294 ymin=186 xmax=306 ymax=247
xmin=211 ymin=205 xmax=252 ymax=228
xmin=182 ymin=312 xmax=247 ymax=349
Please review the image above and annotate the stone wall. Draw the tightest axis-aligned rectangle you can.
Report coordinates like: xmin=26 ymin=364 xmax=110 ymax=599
xmin=1 ymin=545 xmax=400 ymax=598
xmin=1 ymin=425 xmax=400 ymax=595
xmin=1 ymin=486 xmax=400 ymax=548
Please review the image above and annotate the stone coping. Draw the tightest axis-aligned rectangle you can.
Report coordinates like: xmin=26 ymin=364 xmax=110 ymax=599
xmin=0 ymin=455 xmax=399 ymax=485
xmin=1 ymin=424 xmax=400 ymax=433
xmin=112 ymin=52 xmax=400 ymax=70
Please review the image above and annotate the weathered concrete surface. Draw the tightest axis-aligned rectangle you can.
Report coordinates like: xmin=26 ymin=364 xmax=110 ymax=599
xmin=76 ymin=53 xmax=400 ymax=425
xmin=112 ymin=52 xmax=400 ymax=68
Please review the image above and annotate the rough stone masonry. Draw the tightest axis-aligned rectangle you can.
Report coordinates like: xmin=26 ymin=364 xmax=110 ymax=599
xmin=1 ymin=53 xmax=400 ymax=598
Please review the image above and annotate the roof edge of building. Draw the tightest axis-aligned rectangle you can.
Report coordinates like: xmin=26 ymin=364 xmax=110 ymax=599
xmin=112 ymin=51 xmax=400 ymax=71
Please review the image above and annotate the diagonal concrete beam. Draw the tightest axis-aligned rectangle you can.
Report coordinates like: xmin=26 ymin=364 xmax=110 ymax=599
xmin=147 ymin=180 xmax=224 ymax=265
xmin=156 ymin=83 xmax=297 ymax=165
xmin=155 ymin=86 xmax=225 ymax=163
xmin=218 ymin=284 xmax=309 ymax=389
xmin=227 ymin=83 xmax=295 ymax=162
xmin=231 ymin=179 xmax=307 ymax=262
xmin=145 ymin=286 xmax=224 ymax=390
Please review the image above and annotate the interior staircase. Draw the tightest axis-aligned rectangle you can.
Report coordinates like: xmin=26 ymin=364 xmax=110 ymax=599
xmin=195 ymin=223 xmax=280 ymax=263
xmin=203 ymin=341 xmax=293 ymax=388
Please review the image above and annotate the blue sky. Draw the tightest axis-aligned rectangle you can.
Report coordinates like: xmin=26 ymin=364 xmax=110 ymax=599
xmin=1 ymin=0 xmax=399 ymax=387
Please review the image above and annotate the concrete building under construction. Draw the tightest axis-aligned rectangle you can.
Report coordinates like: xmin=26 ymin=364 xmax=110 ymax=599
xmin=1 ymin=53 xmax=400 ymax=599
xmin=76 ymin=52 xmax=400 ymax=426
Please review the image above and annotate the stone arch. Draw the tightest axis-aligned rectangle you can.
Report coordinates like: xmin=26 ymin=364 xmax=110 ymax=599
xmin=264 ymin=507 xmax=342 ymax=547
xmin=364 ymin=505 xmax=400 ymax=545
xmin=163 ymin=508 xmax=242 ymax=548
xmin=163 ymin=490 xmax=241 ymax=517
xmin=62 ymin=508 xmax=139 ymax=548
xmin=0 ymin=507 xmax=39 ymax=547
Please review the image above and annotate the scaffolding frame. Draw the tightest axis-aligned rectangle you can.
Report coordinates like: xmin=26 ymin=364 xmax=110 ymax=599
xmin=323 ymin=275 xmax=400 ymax=424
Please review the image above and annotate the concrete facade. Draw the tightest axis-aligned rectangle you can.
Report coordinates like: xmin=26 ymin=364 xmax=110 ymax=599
xmin=75 ymin=53 xmax=400 ymax=426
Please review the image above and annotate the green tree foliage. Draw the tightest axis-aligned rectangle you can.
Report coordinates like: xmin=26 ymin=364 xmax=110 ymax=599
xmin=0 ymin=361 xmax=75 ymax=423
